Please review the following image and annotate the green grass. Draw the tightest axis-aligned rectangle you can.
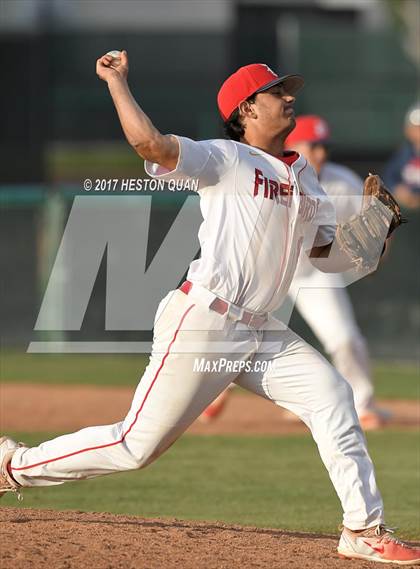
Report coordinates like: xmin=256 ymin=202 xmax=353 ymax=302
xmin=1 ymin=352 xmax=419 ymax=399
xmin=373 ymin=361 xmax=420 ymax=400
xmin=3 ymin=432 xmax=419 ymax=539
xmin=0 ymin=353 xmax=148 ymax=387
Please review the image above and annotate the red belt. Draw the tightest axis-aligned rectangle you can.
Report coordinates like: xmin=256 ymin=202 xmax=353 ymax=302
xmin=179 ymin=281 xmax=267 ymax=328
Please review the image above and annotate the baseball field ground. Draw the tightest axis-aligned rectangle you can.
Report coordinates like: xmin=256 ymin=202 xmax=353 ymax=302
xmin=1 ymin=353 xmax=419 ymax=568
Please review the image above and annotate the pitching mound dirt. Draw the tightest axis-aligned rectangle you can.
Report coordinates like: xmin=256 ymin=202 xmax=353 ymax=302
xmin=0 ymin=507 xmax=389 ymax=569
xmin=1 ymin=383 xmax=418 ymax=435
xmin=1 ymin=389 xmax=418 ymax=568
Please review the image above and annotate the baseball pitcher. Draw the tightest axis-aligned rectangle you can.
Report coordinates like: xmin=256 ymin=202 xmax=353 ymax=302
xmin=1 ymin=52 xmax=417 ymax=565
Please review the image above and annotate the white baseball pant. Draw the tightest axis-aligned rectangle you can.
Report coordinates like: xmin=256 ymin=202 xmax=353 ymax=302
xmin=11 ymin=287 xmax=384 ymax=530
xmin=288 ymin=270 xmax=374 ymax=415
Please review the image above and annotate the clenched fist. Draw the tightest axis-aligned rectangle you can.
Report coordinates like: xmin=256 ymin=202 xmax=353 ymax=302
xmin=96 ymin=50 xmax=129 ymax=83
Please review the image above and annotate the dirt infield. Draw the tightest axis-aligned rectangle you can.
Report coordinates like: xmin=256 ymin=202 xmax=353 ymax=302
xmin=0 ymin=383 xmax=419 ymax=434
xmin=0 ymin=507 xmax=403 ymax=569
xmin=1 ymin=385 xmax=418 ymax=568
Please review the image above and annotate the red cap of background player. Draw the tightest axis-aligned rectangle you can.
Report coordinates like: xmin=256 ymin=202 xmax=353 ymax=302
xmin=217 ymin=63 xmax=304 ymax=121
xmin=285 ymin=115 xmax=331 ymax=147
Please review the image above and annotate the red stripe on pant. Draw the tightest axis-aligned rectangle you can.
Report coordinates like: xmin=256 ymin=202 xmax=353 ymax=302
xmin=12 ymin=303 xmax=196 ymax=472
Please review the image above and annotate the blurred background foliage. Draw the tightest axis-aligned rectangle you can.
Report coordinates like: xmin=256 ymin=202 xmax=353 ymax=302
xmin=0 ymin=0 xmax=418 ymax=360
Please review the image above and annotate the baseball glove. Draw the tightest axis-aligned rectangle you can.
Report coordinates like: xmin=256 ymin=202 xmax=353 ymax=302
xmin=336 ymin=173 xmax=406 ymax=270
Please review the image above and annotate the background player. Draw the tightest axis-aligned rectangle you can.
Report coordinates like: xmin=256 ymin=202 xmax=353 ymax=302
xmin=284 ymin=115 xmax=389 ymax=430
xmin=383 ymin=102 xmax=420 ymax=209
xmin=202 ymin=115 xmax=388 ymax=430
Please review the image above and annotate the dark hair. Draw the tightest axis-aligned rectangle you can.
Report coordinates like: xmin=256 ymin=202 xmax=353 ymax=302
xmin=223 ymin=94 xmax=256 ymax=141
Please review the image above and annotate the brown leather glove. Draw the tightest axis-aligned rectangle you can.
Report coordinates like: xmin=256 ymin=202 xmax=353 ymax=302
xmin=336 ymin=173 xmax=406 ymax=270
xmin=363 ymin=173 xmax=405 ymax=236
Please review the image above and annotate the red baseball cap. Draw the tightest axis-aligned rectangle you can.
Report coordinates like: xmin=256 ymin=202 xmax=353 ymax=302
xmin=217 ymin=63 xmax=304 ymax=121
xmin=286 ymin=115 xmax=331 ymax=147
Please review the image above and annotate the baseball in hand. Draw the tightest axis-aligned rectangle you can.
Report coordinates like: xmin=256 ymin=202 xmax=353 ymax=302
xmin=106 ymin=50 xmax=122 ymax=66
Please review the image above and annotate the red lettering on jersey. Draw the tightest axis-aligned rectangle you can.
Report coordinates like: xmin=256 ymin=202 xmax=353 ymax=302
xmin=269 ymin=180 xmax=279 ymax=201
xmin=264 ymin=176 xmax=269 ymax=198
xmin=253 ymin=168 xmax=294 ymax=207
xmin=252 ymin=169 xmax=320 ymax=221
xmin=279 ymin=182 xmax=293 ymax=207
xmin=298 ymin=195 xmax=320 ymax=222
xmin=279 ymin=182 xmax=290 ymax=195
xmin=253 ymin=168 xmax=264 ymax=196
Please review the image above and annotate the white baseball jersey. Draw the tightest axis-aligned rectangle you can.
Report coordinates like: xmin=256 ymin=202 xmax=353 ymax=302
xmin=145 ymin=136 xmax=336 ymax=313
xmin=293 ymin=162 xmax=363 ymax=280
xmin=320 ymin=162 xmax=363 ymax=223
